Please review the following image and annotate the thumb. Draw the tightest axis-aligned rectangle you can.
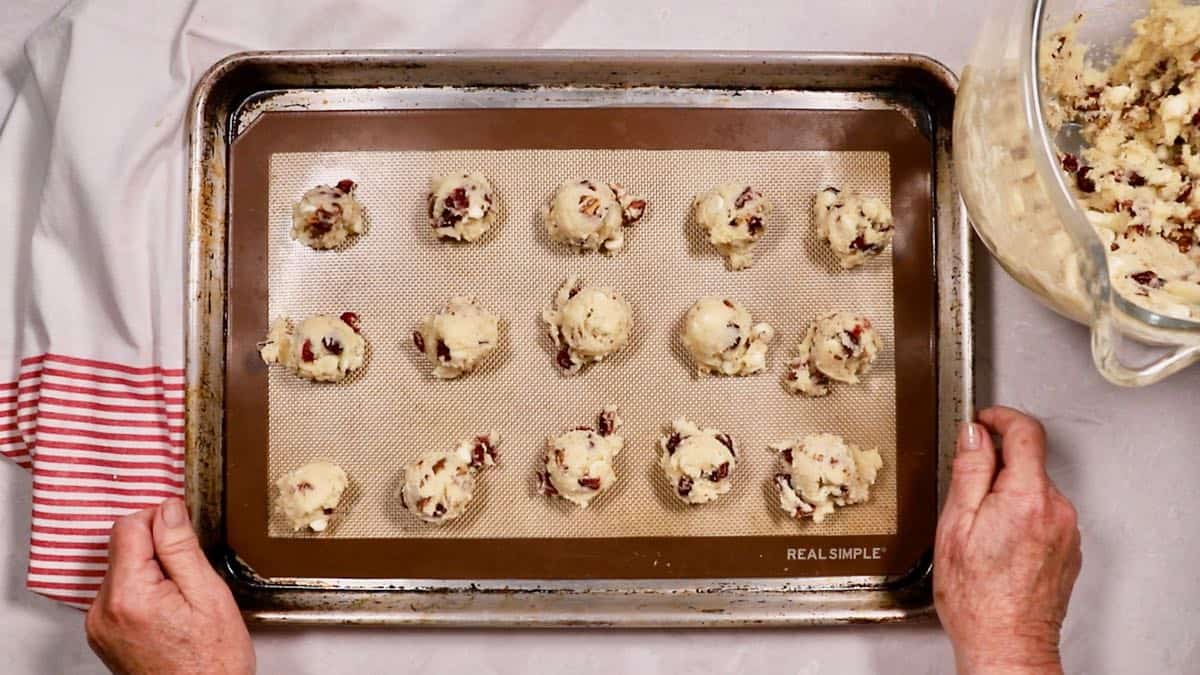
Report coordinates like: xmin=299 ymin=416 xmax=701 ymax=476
xmin=151 ymin=498 xmax=223 ymax=601
xmin=941 ymin=421 xmax=997 ymax=521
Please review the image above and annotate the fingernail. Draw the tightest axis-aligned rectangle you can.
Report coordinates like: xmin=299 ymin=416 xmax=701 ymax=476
xmin=958 ymin=422 xmax=981 ymax=452
xmin=162 ymin=498 xmax=187 ymax=528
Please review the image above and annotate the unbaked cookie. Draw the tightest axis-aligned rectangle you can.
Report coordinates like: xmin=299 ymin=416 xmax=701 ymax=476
xmin=542 ymin=276 xmax=633 ymax=374
xmin=291 ymin=179 xmax=365 ymax=250
xmin=813 ymin=187 xmax=894 ymax=269
xmin=544 ymin=179 xmax=647 ymax=253
xmin=784 ymin=312 xmax=881 ymax=397
xmin=538 ymin=407 xmax=623 ymax=508
xmin=659 ymin=418 xmax=738 ymax=505
xmin=398 ymin=433 xmax=500 ymax=525
xmin=275 ymin=461 xmax=349 ymax=532
xmin=772 ymin=433 xmax=882 ymax=523
xmin=258 ymin=312 xmax=365 ymax=383
xmin=428 ymin=172 xmax=496 ymax=242
xmin=680 ymin=297 xmax=774 ymax=376
xmin=693 ymin=183 xmax=770 ymax=270
xmin=413 ymin=297 xmax=501 ymax=380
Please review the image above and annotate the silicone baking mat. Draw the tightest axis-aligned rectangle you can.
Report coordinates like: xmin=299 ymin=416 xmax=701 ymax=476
xmin=265 ymin=148 xmax=897 ymax=539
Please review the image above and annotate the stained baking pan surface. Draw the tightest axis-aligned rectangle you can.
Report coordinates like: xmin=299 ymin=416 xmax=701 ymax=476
xmin=187 ymin=51 xmax=970 ymax=625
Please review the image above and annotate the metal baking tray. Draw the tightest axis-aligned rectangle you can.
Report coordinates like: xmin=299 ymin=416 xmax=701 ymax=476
xmin=186 ymin=50 xmax=970 ymax=626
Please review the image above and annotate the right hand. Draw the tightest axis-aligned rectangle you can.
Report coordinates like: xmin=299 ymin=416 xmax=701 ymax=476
xmin=934 ymin=406 xmax=1082 ymax=675
xmin=85 ymin=498 xmax=255 ymax=674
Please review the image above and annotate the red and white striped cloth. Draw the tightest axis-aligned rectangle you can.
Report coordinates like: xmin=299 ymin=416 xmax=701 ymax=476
xmin=1 ymin=354 xmax=184 ymax=609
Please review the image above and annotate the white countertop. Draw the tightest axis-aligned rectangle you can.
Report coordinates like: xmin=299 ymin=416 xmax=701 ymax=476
xmin=2 ymin=1 xmax=1198 ymax=673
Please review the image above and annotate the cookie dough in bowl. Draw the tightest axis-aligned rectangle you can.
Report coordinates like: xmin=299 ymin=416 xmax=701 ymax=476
xmin=542 ymin=276 xmax=633 ymax=374
xmin=413 ymin=297 xmax=501 ymax=380
xmin=544 ymin=179 xmax=647 ymax=253
xmin=291 ymin=179 xmax=364 ymax=250
xmin=258 ymin=312 xmax=365 ymax=383
xmin=275 ymin=461 xmax=349 ymax=532
xmin=680 ymin=297 xmax=774 ymax=376
xmin=399 ymin=433 xmax=500 ymax=525
xmin=693 ymin=183 xmax=770 ymax=270
xmin=659 ymin=418 xmax=738 ymax=505
xmin=812 ymin=187 xmax=894 ymax=269
xmin=538 ymin=407 xmax=624 ymax=508
xmin=771 ymin=433 xmax=882 ymax=524
xmin=784 ymin=312 xmax=882 ymax=397
xmin=428 ymin=172 xmax=496 ymax=242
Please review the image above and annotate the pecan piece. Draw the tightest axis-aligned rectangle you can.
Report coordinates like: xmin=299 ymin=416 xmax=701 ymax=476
xmin=677 ymin=476 xmax=693 ymax=497
xmin=470 ymin=436 xmax=498 ymax=468
xmin=322 ymin=337 xmax=343 ymax=355
xmin=578 ymin=195 xmax=602 ymax=216
xmin=597 ymin=409 xmax=617 ymax=437
xmin=665 ymin=433 xmax=682 ymax=456
xmin=537 ymin=470 xmax=558 ymax=496
xmin=734 ymin=186 xmax=756 ymax=209
xmin=412 ymin=330 xmax=426 ymax=353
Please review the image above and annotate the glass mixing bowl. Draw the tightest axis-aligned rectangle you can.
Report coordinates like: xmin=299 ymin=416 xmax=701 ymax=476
xmin=956 ymin=0 xmax=1200 ymax=385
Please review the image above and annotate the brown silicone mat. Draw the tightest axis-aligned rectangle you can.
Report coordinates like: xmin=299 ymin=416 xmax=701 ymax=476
xmin=225 ymin=108 xmax=937 ymax=580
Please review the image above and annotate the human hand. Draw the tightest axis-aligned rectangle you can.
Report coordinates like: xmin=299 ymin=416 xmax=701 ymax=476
xmin=86 ymin=498 xmax=255 ymax=675
xmin=934 ymin=406 xmax=1082 ymax=675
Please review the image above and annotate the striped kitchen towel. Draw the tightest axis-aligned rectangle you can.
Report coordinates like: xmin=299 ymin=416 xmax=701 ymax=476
xmin=2 ymin=355 xmax=185 ymax=609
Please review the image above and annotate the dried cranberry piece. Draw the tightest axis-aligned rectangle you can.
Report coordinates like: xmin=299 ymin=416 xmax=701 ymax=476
xmin=1060 ymin=153 xmax=1079 ymax=173
xmin=716 ymin=433 xmax=735 ymax=456
xmin=336 ymin=179 xmax=355 ymax=193
xmin=677 ymin=476 xmax=693 ymax=497
xmin=436 ymin=339 xmax=451 ymax=362
xmin=1111 ymin=242 xmax=1120 ymax=252
xmin=340 ymin=312 xmax=361 ymax=333
xmin=734 ymin=186 xmax=755 ymax=208
xmin=537 ymin=471 xmax=558 ymax=496
xmin=1182 ymin=183 xmax=1196 ymax=204
xmin=556 ymin=347 xmax=575 ymax=370
xmin=623 ymin=199 xmax=647 ymax=224
xmin=300 ymin=339 xmax=315 ymax=363
xmin=598 ymin=409 xmax=617 ymax=437
xmin=296 ymin=481 xmax=314 ymax=492
xmin=399 ymin=490 xmax=408 ymax=508
xmin=722 ymin=299 xmax=735 ymax=309
xmin=747 ymin=216 xmax=764 ymax=236
xmin=782 ymin=448 xmax=794 ymax=464
xmin=412 ymin=330 xmax=426 ymax=352
xmin=848 ymin=325 xmax=863 ymax=345
xmin=1193 ymin=110 xmax=1200 ymax=127
xmin=432 ymin=503 xmax=447 ymax=518
xmin=446 ymin=187 xmax=469 ymax=211
xmin=708 ymin=462 xmax=730 ymax=482
xmin=307 ymin=211 xmax=336 ymax=237
xmin=439 ymin=208 xmax=461 ymax=228
xmin=665 ymin=433 xmax=682 ymax=455
xmin=1129 ymin=172 xmax=1147 ymax=187
xmin=850 ymin=234 xmax=882 ymax=252
xmin=1131 ymin=270 xmax=1165 ymax=288
xmin=322 ymin=507 xmax=335 ymax=515
xmin=322 ymin=337 xmax=343 ymax=355
xmin=1075 ymin=166 xmax=1096 ymax=194
xmin=578 ymin=476 xmax=602 ymax=490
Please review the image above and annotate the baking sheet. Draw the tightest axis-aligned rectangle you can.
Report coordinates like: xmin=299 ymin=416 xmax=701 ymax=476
xmin=265 ymin=148 xmax=898 ymax=539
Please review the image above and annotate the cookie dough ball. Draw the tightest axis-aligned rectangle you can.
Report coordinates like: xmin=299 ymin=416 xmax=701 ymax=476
xmin=291 ymin=179 xmax=364 ymax=250
xmin=813 ymin=187 xmax=894 ymax=269
xmin=772 ymin=433 xmax=882 ymax=523
xmin=680 ymin=297 xmax=774 ymax=376
xmin=659 ymin=418 xmax=737 ymax=505
xmin=258 ymin=312 xmax=365 ymax=383
xmin=428 ymin=172 xmax=496 ymax=242
xmin=544 ymin=179 xmax=647 ymax=253
xmin=275 ymin=461 xmax=349 ymax=532
xmin=538 ymin=407 xmax=624 ymax=508
xmin=784 ymin=312 xmax=882 ymax=397
xmin=542 ymin=276 xmax=633 ymax=374
xmin=413 ymin=297 xmax=501 ymax=380
xmin=398 ymin=433 xmax=499 ymax=525
xmin=693 ymin=184 xmax=770 ymax=270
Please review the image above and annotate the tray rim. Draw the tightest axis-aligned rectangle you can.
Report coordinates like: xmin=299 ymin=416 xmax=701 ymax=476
xmin=185 ymin=49 xmax=970 ymax=626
